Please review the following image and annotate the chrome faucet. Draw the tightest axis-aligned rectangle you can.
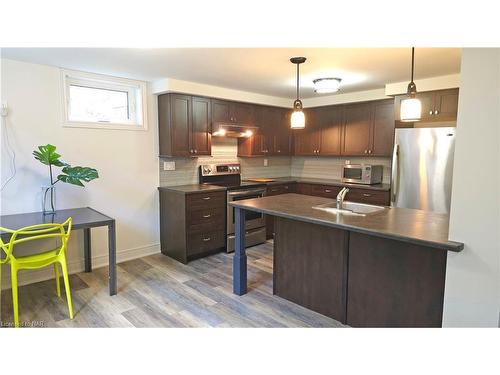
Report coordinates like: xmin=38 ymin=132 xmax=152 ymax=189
xmin=336 ymin=187 xmax=349 ymax=209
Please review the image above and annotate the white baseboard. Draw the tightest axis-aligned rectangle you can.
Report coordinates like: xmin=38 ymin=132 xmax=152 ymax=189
xmin=0 ymin=243 xmax=160 ymax=290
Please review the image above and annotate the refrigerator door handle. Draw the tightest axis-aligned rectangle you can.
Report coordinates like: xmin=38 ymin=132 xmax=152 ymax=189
xmin=391 ymin=143 xmax=399 ymax=203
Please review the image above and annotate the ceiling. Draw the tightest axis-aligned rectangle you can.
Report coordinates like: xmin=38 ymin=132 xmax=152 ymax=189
xmin=1 ymin=48 xmax=461 ymax=98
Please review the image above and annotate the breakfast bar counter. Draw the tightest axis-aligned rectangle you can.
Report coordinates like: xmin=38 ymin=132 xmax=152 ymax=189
xmin=229 ymin=193 xmax=464 ymax=327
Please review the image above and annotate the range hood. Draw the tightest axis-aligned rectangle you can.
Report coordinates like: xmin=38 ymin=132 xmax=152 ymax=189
xmin=212 ymin=123 xmax=258 ymax=138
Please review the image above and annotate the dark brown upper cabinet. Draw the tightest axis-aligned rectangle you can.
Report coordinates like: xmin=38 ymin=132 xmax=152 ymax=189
xmin=274 ymin=109 xmax=292 ymax=155
xmin=343 ymin=99 xmax=395 ymax=157
xmin=342 ymin=102 xmax=374 ymax=156
xmin=238 ymin=105 xmax=291 ymax=157
xmin=294 ymin=108 xmax=321 ymax=156
xmin=212 ymin=99 xmax=255 ymax=126
xmin=191 ymin=96 xmax=212 ymax=155
xmin=371 ymin=99 xmax=396 ymax=156
xmin=394 ymin=88 xmax=459 ymax=123
xmin=158 ymin=94 xmax=212 ymax=157
xmin=294 ymin=99 xmax=395 ymax=157
xmin=318 ymin=106 xmax=343 ymax=156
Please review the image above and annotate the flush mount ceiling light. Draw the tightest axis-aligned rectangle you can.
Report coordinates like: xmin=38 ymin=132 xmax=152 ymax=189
xmin=400 ymin=47 xmax=422 ymax=122
xmin=290 ymin=56 xmax=306 ymax=129
xmin=313 ymin=78 xmax=342 ymax=94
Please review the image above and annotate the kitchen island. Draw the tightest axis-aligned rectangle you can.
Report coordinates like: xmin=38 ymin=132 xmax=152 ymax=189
xmin=229 ymin=193 xmax=464 ymax=327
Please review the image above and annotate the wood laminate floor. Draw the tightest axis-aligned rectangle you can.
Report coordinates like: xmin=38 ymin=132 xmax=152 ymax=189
xmin=0 ymin=241 xmax=344 ymax=328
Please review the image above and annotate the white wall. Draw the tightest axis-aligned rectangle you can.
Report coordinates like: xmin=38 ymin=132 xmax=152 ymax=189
xmin=443 ymin=49 xmax=500 ymax=327
xmin=1 ymin=58 xmax=160 ymax=287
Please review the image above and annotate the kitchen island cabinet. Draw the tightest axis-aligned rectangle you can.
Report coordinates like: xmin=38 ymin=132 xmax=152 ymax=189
xmin=229 ymin=193 xmax=463 ymax=327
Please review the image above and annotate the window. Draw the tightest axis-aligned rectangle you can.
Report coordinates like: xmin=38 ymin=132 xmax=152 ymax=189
xmin=61 ymin=69 xmax=147 ymax=130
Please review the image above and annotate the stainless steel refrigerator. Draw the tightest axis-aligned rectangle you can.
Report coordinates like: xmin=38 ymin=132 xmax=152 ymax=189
xmin=391 ymin=127 xmax=456 ymax=214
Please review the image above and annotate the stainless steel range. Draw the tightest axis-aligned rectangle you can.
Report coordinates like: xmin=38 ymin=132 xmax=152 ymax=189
xmin=199 ymin=163 xmax=266 ymax=252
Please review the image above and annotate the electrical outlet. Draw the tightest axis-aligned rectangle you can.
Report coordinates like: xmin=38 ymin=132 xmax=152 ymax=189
xmin=263 ymin=159 xmax=268 ymax=167
xmin=163 ymin=161 xmax=175 ymax=171
xmin=1 ymin=102 xmax=8 ymax=117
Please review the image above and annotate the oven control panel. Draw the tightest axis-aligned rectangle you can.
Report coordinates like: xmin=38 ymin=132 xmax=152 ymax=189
xmin=200 ymin=163 xmax=241 ymax=176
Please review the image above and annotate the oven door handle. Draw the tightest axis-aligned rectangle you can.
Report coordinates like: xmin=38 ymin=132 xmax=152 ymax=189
xmin=228 ymin=189 xmax=266 ymax=197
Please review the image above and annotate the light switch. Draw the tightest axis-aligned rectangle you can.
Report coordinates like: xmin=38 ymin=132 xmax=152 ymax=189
xmin=163 ymin=161 xmax=175 ymax=171
xmin=264 ymin=159 xmax=268 ymax=167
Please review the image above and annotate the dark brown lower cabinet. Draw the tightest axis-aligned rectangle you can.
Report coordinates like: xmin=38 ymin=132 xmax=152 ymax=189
xmin=295 ymin=182 xmax=390 ymax=206
xmin=272 ymin=218 xmax=448 ymax=327
xmin=159 ymin=189 xmax=226 ymax=264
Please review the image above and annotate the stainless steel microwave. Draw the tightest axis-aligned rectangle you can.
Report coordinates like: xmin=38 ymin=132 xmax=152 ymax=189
xmin=341 ymin=164 xmax=383 ymax=185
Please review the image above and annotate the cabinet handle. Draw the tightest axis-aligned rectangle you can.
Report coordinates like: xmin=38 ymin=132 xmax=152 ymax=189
xmin=194 ymin=149 xmax=198 ymax=153
xmin=363 ymin=193 xmax=372 ymax=197
xmin=364 ymin=150 xmax=368 ymax=154
xmin=202 ymin=197 xmax=211 ymax=200
xmin=190 ymin=149 xmax=193 ymax=153
xmin=368 ymin=150 xmax=372 ymax=154
xmin=325 ymin=189 xmax=332 ymax=193
xmin=429 ymin=110 xmax=433 ymax=115
xmin=202 ymin=214 xmax=212 ymax=218
xmin=435 ymin=109 xmax=439 ymax=115
xmin=284 ymin=186 xmax=289 ymax=190
xmin=277 ymin=150 xmax=281 ymax=153
xmin=202 ymin=237 xmax=211 ymax=242
xmin=271 ymin=188 xmax=278 ymax=192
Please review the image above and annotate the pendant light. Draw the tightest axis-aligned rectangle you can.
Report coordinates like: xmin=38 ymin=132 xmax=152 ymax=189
xmin=400 ymin=47 xmax=422 ymax=122
xmin=290 ymin=57 xmax=306 ymax=129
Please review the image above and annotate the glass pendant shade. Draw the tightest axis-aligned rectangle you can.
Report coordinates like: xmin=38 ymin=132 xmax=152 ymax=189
xmin=291 ymin=110 xmax=305 ymax=129
xmin=400 ymin=97 xmax=422 ymax=122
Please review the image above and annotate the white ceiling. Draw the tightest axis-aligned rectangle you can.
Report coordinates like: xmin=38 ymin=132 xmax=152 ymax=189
xmin=1 ymin=48 xmax=461 ymax=98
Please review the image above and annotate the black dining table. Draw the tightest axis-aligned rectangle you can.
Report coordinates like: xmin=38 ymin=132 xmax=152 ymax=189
xmin=0 ymin=207 xmax=117 ymax=295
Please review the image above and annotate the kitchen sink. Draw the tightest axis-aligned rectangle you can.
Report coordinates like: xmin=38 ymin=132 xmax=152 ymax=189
xmin=312 ymin=201 xmax=386 ymax=216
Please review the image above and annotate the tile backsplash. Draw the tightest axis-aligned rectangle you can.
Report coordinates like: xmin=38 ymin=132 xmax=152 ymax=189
xmin=291 ymin=156 xmax=392 ymax=183
xmin=159 ymin=138 xmax=391 ymax=186
xmin=159 ymin=138 xmax=291 ymax=186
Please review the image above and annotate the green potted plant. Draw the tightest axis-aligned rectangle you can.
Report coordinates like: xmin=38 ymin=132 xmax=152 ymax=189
xmin=33 ymin=144 xmax=99 ymax=214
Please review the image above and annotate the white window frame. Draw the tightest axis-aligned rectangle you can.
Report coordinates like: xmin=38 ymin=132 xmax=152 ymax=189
xmin=61 ymin=69 xmax=148 ymax=131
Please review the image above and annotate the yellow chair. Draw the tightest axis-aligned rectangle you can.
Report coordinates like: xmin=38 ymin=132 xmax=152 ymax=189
xmin=0 ymin=217 xmax=74 ymax=327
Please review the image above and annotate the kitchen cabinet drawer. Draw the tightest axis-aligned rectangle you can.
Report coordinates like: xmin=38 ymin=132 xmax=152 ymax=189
xmin=187 ymin=230 xmax=225 ymax=256
xmin=296 ymin=183 xmax=313 ymax=196
xmin=186 ymin=191 xmax=226 ymax=209
xmin=188 ymin=206 xmax=225 ymax=230
xmin=311 ymin=185 xmax=343 ymax=198
xmin=346 ymin=188 xmax=390 ymax=206
xmin=266 ymin=183 xmax=295 ymax=196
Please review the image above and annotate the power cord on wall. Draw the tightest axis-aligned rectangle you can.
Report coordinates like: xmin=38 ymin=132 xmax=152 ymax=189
xmin=1 ymin=102 xmax=17 ymax=191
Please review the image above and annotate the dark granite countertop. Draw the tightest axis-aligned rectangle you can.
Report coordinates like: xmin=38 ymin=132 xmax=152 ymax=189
xmin=244 ymin=177 xmax=391 ymax=191
xmin=158 ymin=184 xmax=227 ymax=194
xmin=229 ymin=193 xmax=464 ymax=252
